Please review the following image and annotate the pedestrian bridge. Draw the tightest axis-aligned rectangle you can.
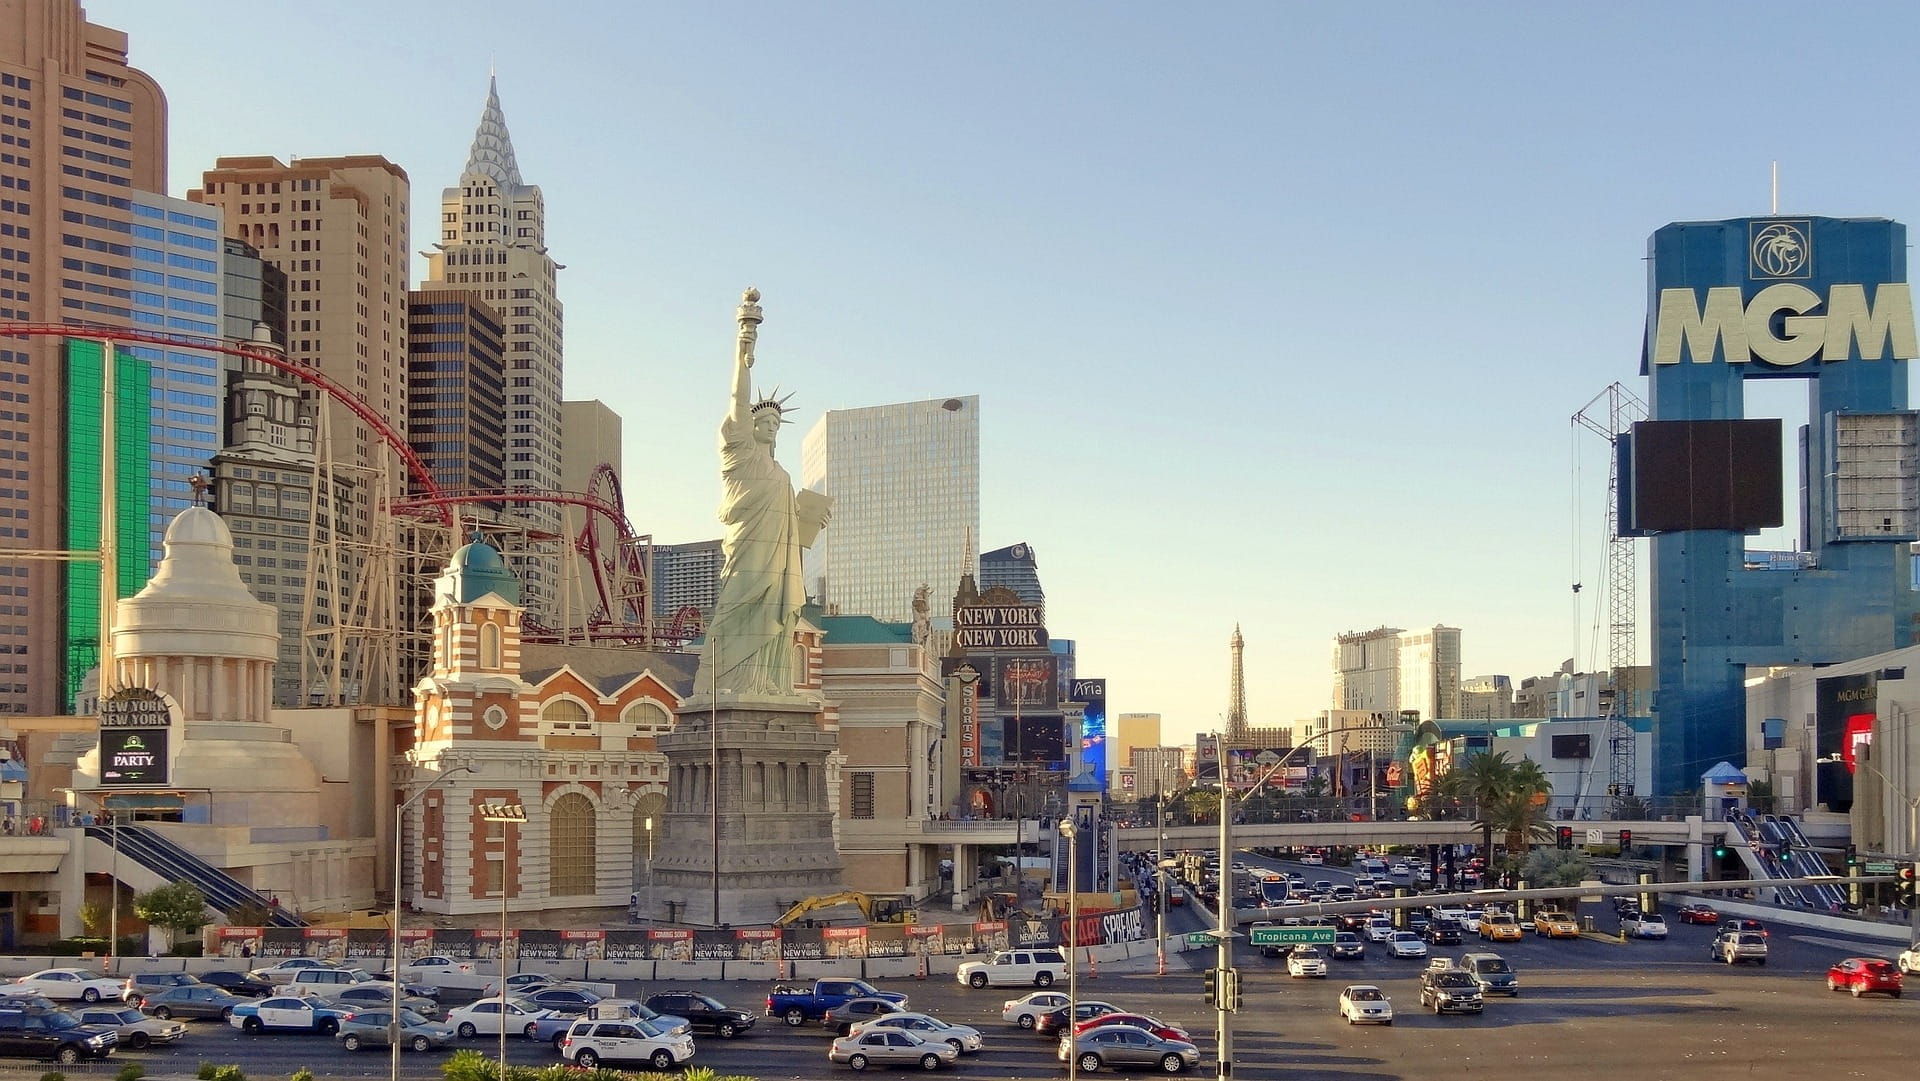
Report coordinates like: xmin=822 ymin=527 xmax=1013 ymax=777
xmin=1110 ymin=816 xmax=1849 ymax=852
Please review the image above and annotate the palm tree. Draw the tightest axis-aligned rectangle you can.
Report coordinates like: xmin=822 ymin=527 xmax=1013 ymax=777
xmin=1458 ymin=750 xmax=1515 ymax=855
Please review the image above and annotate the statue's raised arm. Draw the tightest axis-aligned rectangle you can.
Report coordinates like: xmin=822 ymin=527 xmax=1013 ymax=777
xmin=729 ymin=287 xmax=762 ymax=426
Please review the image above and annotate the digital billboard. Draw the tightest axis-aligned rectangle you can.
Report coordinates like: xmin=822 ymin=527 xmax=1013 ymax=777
xmin=1814 ymin=672 xmax=1876 ymax=810
xmin=1223 ymin=747 xmax=1296 ymax=791
xmin=1071 ymin=678 xmax=1106 ymax=788
xmin=995 ymin=656 xmax=1058 ymax=711
xmin=99 ymin=687 xmax=172 ymax=788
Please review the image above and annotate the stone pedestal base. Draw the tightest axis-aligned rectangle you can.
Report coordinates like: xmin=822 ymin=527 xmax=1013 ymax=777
xmin=650 ymin=695 xmax=843 ymax=927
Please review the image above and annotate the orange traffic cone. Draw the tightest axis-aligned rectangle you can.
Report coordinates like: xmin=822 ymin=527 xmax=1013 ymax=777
xmin=1088 ymin=947 xmax=1098 ymax=981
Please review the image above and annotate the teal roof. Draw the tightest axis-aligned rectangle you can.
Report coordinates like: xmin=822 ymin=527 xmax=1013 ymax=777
xmin=819 ymin=615 xmax=912 ymax=644
xmin=449 ymin=536 xmax=521 ymax=605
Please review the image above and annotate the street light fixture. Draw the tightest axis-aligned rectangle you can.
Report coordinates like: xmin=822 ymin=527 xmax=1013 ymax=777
xmin=391 ymin=763 xmax=475 ymax=1081
xmin=643 ymin=815 xmax=656 ymax=927
xmin=1059 ymin=817 xmax=1079 ymax=1081
xmin=478 ymin=800 xmax=526 ymax=1079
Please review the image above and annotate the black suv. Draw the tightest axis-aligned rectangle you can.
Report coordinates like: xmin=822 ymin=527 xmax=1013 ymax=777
xmin=642 ymin=991 xmax=756 ymax=1039
xmin=0 ymin=1007 xmax=118 ymax=1063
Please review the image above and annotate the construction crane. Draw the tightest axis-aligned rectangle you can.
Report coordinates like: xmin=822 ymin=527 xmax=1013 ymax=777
xmin=1572 ymin=382 xmax=1648 ymax=811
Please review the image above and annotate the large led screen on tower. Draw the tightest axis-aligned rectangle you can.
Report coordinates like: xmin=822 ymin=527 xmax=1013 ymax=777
xmin=1002 ymin=715 xmax=1065 ymax=767
xmin=1628 ymin=419 xmax=1783 ymax=532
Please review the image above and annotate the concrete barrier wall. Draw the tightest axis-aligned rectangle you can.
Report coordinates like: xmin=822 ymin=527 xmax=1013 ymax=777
xmin=653 ymin=960 xmax=724 ymax=982
xmin=116 ymin=956 xmax=188 ymax=974
xmin=1686 ymin=896 xmax=1911 ymax=943
xmin=789 ymin=958 xmax=863 ymax=981
xmin=721 ymin=960 xmax=783 ymax=983
xmin=0 ymin=957 xmax=56 ymax=978
xmin=586 ymin=959 xmax=655 ymax=984
xmin=922 ymin=953 xmax=965 ymax=977
xmin=862 ymin=956 xmax=921 ymax=981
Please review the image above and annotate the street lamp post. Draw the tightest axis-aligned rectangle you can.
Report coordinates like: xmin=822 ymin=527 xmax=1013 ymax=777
xmin=1059 ymin=817 xmax=1079 ymax=1081
xmin=643 ymin=816 xmax=656 ymax=927
xmin=1155 ymin=787 xmax=1175 ymax=976
xmin=478 ymin=800 xmax=526 ymax=1081
xmin=392 ymin=763 xmax=475 ymax=1081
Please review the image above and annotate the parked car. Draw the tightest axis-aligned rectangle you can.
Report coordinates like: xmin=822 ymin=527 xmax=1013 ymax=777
xmin=445 ymin=996 xmax=563 ymax=1039
xmin=1337 ymin=985 xmax=1393 ymax=1025
xmin=829 ymin=1027 xmax=957 ymax=1072
xmin=1071 ymin=1012 xmax=1189 ymax=1043
xmin=197 ymin=971 xmax=273 ymax=998
xmin=8 ymin=969 xmax=126 ymax=1003
xmin=561 ymin=1015 xmax=696 ymax=1070
xmin=956 ymin=948 xmax=1067 ymax=989
xmin=72 ymin=1006 xmax=185 ymax=1050
xmin=1715 ymin=931 xmax=1769 ymax=966
xmin=120 ymin=972 xmax=199 ymax=1005
xmin=1417 ymin=969 xmax=1484 ymax=1015
xmin=324 ymin=984 xmax=441 ymax=1020
xmin=849 ymin=1012 xmax=983 ymax=1054
xmin=0 ymin=1006 xmax=118 ymax=1063
xmin=642 ymin=991 xmax=756 ymax=1038
xmin=1061 ymin=1026 xmax=1200 ymax=1074
xmin=140 ymin=985 xmax=248 ymax=1023
xmin=228 ymin=995 xmax=355 ymax=1035
xmin=1035 ymin=1000 xmax=1120 ymax=1037
xmin=1000 ymin=991 xmax=1070 ymax=1030
xmin=1622 ymin=912 xmax=1669 ymax=939
xmin=1826 ymin=957 xmax=1903 ymax=998
xmin=1675 ymin=903 xmax=1720 ymax=925
xmin=824 ymin=996 xmax=904 ymax=1036
xmin=335 ymin=1008 xmax=456 ymax=1053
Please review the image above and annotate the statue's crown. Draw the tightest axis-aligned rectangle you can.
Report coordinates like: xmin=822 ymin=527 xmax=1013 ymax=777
xmin=752 ymin=387 xmax=795 ymax=423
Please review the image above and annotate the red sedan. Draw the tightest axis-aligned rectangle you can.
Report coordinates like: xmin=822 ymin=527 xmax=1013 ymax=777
xmin=1071 ymin=1013 xmax=1191 ymax=1043
xmin=1827 ymin=957 xmax=1903 ymax=999
xmin=1675 ymin=904 xmax=1719 ymax=925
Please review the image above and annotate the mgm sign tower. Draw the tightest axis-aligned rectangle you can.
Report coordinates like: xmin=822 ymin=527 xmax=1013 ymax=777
xmin=1631 ymin=216 xmax=1920 ymax=797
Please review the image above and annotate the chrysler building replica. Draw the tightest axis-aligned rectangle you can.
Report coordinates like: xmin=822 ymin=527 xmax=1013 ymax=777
xmin=422 ymin=77 xmax=566 ymax=625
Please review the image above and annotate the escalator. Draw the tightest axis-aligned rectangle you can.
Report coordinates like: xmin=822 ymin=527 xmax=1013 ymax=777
xmin=1767 ymin=814 xmax=1849 ymax=911
xmin=1722 ymin=812 xmax=1811 ymax=907
xmin=85 ymin=824 xmax=306 ymax=928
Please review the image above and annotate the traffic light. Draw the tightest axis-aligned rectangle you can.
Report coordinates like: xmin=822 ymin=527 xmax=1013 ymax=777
xmin=1618 ymin=829 xmax=1632 ymax=849
xmin=1556 ymin=826 xmax=1573 ymax=850
xmin=1898 ymin=863 xmax=1917 ymax=909
xmin=1844 ymin=843 xmax=1858 ymax=868
xmin=1203 ymin=968 xmax=1217 ymax=1004
xmin=1713 ymin=840 xmax=1728 ymax=860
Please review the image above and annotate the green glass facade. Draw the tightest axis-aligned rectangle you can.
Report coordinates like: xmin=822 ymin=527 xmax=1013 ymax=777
xmin=64 ymin=340 xmax=153 ymax=709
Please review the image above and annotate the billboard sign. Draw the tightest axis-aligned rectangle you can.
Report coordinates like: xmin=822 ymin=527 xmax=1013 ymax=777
xmin=99 ymin=687 xmax=172 ymax=788
xmin=1223 ymin=747 xmax=1293 ymax=791
xmin=954 ymin=604 xmax=1048 ymax=651
xmin=1195 ymin=733 xmax=1221 ymax=784
xmin=995 ymin=656 xmax=1058 ymax=710
xmin=1073 ymin=678 xmax=1107 ymax=788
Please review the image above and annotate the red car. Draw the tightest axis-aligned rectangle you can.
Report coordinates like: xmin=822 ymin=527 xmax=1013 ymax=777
xmin=1071 ymin=1013 xmax=1191 ymax=1043
xmin=1827 ymin=958 xmax=1903 ymax=998
xmin=1675 ymin=904 xmax=1719 ymax=925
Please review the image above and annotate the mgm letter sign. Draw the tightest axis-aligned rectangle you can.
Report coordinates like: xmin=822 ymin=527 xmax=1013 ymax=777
xmin=100 ymin=687 xmax=171 ymax=787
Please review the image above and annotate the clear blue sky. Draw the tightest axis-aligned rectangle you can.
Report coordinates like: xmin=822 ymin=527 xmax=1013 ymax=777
xmin=97 ymin=1 xmax=1920 ymax=750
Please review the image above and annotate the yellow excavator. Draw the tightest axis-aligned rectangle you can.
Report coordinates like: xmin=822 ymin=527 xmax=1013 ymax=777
xmin=979 ymin=891 xmax=1028 ymax=921
xmin=774 ymin=891 xmax=918 ymax=926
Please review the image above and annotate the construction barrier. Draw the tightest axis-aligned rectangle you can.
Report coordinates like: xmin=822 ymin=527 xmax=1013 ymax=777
xmin=721 ymin=959 xmax=782 ymax=982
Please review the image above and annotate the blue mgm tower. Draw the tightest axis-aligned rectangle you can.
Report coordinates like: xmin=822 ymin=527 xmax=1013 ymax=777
xmin=1634 ymin=216 xmax=1920 ymax=797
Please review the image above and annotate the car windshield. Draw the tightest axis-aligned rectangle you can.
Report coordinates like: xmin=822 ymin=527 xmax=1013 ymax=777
xmin=694 ymin=995 xmax=724 ymax=1010
xmin=1478 ymin=960 xmax=1511 ymax=973
xmin=1293 ymin=948 xmax=1322 ymax=959
xmin=634 ymin=1017 xmax=670 ymax=1037
xmin=44 ymin=1013 xmax=79 ymax=1031
xmin=399 ymin=1009 xmax=432 ymax=1026
xmin=99 ymin=1009 xmax=141 ymax=1024
xmin=1350 ymin=989 xmax=1383 ymax=1001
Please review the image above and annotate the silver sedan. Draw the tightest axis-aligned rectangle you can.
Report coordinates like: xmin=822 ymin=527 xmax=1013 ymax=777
xmin=1061 ymin=1026 xmax=1201 ymax=1074
xmin=849 ymin=1012 xmax=984 ymax=1054
xmin=828 ymin=1028 xmax=959 ymax=1071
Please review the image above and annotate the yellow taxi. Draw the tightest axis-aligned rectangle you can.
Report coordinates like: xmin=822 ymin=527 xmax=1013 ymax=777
xmin=1532 ymin=910 xmax=1580 ymax=938
xmin=1478 ymin=913 xmax=1525 ymax=942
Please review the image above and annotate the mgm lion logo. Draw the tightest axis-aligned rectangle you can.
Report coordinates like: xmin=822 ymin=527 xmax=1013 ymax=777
xmin=1751 ymin=220 xmax=1811 ymax=279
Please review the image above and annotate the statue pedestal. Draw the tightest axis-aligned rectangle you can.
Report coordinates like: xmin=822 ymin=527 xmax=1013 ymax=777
xmin=649 ymin=695 xmax=843 ymax=928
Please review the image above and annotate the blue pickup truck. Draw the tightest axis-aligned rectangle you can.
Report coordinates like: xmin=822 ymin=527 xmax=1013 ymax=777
xmin=763 ymin=980 xmax=907 ymax=1027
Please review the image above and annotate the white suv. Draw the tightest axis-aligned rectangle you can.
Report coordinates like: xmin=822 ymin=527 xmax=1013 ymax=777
xmin=561 ymin=1016 xmax=695 ymax=1071
xmin=956 ymin=949 xmax=1067 ymax=989
xmin=1716 ymin=931 xmax=1767 ymax=965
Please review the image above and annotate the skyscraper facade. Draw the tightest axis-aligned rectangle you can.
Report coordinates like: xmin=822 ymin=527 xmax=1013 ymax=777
xmin=1397 ymin=626 xmax=1461 ymax=723
xmin=801 ymin=395 xmax=979 ymax=624
xmin=559 ymin=400 xmax=621 ymax=497
xmin=406 ymin=289 xmax=506 ymax=496
xmin=978 ymin=542 xmax=1043 ymax=619
xmin=0 ymin=0 xmax=167 ymax=714
xmin=188 ymin=155 xmax=411 ymax=476
xmin=650 ymin=539 xmax=721 ymax=627
xmin=420 ymin=78 xmax=564 ymax=626
xmin=1332 ymin=626 xmax=1403 ymax=713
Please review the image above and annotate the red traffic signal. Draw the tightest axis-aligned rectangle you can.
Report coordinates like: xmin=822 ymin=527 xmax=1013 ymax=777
xmin=1556 ymin=826 xmax=1574 ymax=850
xmin=1618 ymin=829 xmax=1632 ymax=848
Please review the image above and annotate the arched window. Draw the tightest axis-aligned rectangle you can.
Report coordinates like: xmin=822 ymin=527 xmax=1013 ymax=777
xmin=621 ymin=700 xmax=673 ymax=735
xmin=549 ymin=792 xmax=596 ymax=896
xmin=479 ymin=622 xmax=501 ymax=669
xmin=542 ymin=699 xmax=589 ymax=733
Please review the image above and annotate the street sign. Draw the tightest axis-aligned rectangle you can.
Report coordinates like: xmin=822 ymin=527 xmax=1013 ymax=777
xmin=1186 ymin=932 xmax=1215 ymax=946
xmin=1248 ymin=926 xmax=1335 ymax=946
xmin=1584 ymin=828 xmax=1603 ymax=846
xmin=1865 ymin=860 xmax=1897 ymax=874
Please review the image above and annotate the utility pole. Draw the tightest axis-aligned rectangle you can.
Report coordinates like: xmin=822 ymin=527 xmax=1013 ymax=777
xmin=1214 ymin=780 xmax=1233 ymax=1080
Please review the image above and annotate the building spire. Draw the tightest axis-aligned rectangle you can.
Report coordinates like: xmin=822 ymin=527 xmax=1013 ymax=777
xmin=464 ymin=74 xmax=524 ymax=191
xmin=1226 ymin=623 xmax=1247 ymax=743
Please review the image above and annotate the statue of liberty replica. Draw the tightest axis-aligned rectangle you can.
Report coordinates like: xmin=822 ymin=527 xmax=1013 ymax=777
xmin=652 ymin=289 xmax=845 ymax=927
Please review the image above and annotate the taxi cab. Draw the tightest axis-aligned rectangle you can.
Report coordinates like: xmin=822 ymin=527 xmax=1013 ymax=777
xmin=1478 ymin=913 xmax=1524 ymax=942
xmin=1532 ymin=911 xmax=1580 ymax=939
